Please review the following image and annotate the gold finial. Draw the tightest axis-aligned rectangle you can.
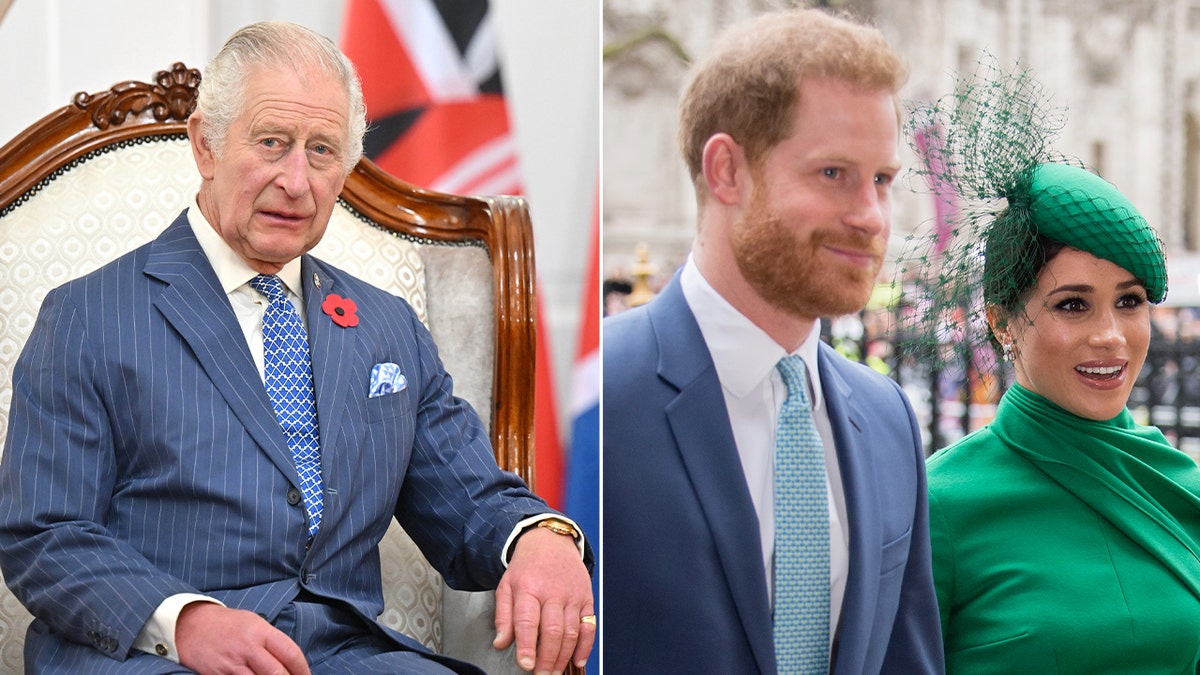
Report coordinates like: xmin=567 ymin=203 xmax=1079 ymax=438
xmin=628 ymin=242 xmax=658 ymax=307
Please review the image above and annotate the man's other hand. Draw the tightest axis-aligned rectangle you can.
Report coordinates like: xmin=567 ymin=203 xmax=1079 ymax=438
xmin=493 ymin=527 xmax=595 ymax=674
xmin=177 ymin=602 xmax=310 ymax=675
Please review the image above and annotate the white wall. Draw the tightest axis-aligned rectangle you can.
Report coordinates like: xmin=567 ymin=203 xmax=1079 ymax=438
xmin=0 ymin=0 xmax=599 ymax=433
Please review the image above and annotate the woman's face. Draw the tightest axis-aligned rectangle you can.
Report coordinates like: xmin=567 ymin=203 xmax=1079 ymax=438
xmin=997 ymin=246 xmax=1151 ymax=421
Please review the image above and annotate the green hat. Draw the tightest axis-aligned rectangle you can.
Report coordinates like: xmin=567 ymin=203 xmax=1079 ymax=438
xmin=984 ymin=163 xmax=1166 ymax=308
xmin=896 ymin=54 xmax=1168 ymax=379
xmin=1029 ymin=163 xmax=1165 ymax=302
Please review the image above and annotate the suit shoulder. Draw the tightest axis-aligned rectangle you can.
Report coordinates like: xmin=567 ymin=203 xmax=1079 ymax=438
xmin=306 ymin=257 xmax=418 ymax=310
xmin=820 ymin=343 xmax=906 ymax=399
xmin=601 ymin=306 xmax=656 ymax=360
xmin=51 ymin=241 xmax=155 ymax=301
xmin=602 ymin=304 xmax=651 ymax=336
xmin=308 ymin=257 xmax=389 ymax=295
xmin=601 ymin=306 xmax=659 ymax=386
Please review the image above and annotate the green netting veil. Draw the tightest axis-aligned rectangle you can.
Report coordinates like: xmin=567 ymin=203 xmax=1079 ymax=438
xmin=894 ymin=55 xmax=1166 ymax=377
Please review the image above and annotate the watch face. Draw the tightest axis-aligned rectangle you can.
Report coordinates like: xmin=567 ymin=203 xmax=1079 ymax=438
xmin=540 ymin=519 xmax=578 ymax=538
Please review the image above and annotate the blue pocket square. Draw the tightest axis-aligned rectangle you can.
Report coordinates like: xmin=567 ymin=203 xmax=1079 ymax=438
xmin=369 ymin=362 xmax=407 ymax=398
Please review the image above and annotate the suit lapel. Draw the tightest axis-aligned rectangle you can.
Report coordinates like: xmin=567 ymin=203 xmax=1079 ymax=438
xmin=819 ymin=345 xmax=880 ymax=675
xmin=652 ymin=279 xmax=776 ymax=674
xmin=143 ymin=215 xmax=300 ymax=485
xmin=300 ymin=258 xmax=356 ymax=493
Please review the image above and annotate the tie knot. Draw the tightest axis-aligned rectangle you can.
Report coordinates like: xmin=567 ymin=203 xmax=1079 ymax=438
xmin=250 ymin=274 xmax=288 ymax=304
xmin=777 ymin=355 xmax=809 ymax=400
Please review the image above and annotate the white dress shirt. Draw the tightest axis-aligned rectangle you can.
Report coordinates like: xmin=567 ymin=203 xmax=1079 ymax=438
xmin=680 ymin=256 xmax=849 ymax=650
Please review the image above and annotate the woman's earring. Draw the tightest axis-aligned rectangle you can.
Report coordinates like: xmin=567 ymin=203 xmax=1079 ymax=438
xmin=1001 ymin=342 xmax=1014 ymax=363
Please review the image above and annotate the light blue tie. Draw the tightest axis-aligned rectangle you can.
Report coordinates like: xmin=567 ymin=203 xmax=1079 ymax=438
xmin=774 ymin=355 xmax=829 ymax=673
xmin=250 ymin=274 xmax=323 ymax=539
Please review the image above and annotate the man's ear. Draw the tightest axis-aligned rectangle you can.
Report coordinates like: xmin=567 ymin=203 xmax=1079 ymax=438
xmin=187 ymin=115 xmax=216 ymax=181
xmin=701 ymin=133 xmax=747 ymax=206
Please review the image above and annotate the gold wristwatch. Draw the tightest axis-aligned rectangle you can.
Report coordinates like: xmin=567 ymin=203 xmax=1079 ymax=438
xmin=535 ymin=516 xmax=582 ymax=543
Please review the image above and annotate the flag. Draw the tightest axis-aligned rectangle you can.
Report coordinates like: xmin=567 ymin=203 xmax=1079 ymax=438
xmin=533 ymin=297 xmax=564 ymax=509
xmin=565 ymin=182 xmax=600 ymax=668
xmin=911 ymin=120 xmax=959 ymax=256
xmin=341 ymin=0 xmax=565 ymax=507
xmin=340 ymin=0 xmax=519 ymax=194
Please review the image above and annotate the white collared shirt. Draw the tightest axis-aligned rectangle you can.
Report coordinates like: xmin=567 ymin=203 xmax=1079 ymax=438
xmin=186 ymin=198 xmax=305 ymax=380
xmin=680 ymin=255 xmax=849 ymax=649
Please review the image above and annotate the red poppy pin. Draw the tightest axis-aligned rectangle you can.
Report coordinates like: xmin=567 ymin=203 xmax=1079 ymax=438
xmin=322 ymin=294 xmax=359 ymax=328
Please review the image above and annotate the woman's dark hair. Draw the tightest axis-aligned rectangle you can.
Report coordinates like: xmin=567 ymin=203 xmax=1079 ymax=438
xmin=983 ymin=206 xmax=1068 ymax=315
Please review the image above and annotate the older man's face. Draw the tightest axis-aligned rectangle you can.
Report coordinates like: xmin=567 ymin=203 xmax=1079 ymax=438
xmin=193 ymin=63 xmax=350 ymax=274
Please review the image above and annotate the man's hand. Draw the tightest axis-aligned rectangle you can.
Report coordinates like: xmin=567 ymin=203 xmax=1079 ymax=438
xmin=176 ymin=602 xmax=310 ymax=675
xmin=493 ymin=526 xmax=594 ymax=674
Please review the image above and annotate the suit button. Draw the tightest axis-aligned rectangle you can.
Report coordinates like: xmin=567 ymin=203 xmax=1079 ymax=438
xmin=286 ymin=488 xmax=302 ymax=506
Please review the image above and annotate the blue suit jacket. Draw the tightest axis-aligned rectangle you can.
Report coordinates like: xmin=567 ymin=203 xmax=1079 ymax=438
xmin=602 ymin=274 xmax=943 ymax=674
xmin=0 ymin=214 xmax=550 ymax=673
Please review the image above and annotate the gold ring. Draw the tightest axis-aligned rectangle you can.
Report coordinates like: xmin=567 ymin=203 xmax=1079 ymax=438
xmin=580 ymin=615 xmax=597 ymax=626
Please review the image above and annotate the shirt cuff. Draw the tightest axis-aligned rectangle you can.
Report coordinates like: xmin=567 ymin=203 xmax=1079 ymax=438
xmin=502 ymin=513 xmax=587 ymax=567
xmin=133 ymin=593 xmax=224 ymax=662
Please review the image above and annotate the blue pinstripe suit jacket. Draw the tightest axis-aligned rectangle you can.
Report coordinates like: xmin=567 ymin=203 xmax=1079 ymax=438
xmin=0 ymin=213 xmax=549 ymax=672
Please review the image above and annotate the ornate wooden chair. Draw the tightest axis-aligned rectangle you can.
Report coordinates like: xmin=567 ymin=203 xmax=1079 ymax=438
xmin=0 ymin=63 xmax=543 ymax=673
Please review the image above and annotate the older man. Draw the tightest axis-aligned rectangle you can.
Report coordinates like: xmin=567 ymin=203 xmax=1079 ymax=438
xmin=0 ymin=21 xmax=592 ymax=675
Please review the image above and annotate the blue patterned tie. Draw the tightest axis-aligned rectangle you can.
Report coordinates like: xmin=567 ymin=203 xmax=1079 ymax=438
xmin=774 ymin=355 xmax=829 ymax=673
xmin=250 ymin=274 xmax=322 ymax=538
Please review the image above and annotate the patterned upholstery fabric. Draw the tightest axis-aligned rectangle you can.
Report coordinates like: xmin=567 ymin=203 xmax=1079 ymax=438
xmin=0 ymin=136 xmax=504 ymax=671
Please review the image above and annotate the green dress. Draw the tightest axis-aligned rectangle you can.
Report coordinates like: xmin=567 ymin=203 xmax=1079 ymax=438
xmin=928 ymin=384 xmax=1200 ymax=674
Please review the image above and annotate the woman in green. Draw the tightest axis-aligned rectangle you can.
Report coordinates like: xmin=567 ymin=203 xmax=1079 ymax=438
xmin=902 ymin=60 xmax=1200 ymax=673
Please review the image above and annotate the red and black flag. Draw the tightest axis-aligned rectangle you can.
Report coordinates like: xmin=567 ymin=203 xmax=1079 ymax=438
xmin=341 ymin=0 xmax=520 ymax=195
